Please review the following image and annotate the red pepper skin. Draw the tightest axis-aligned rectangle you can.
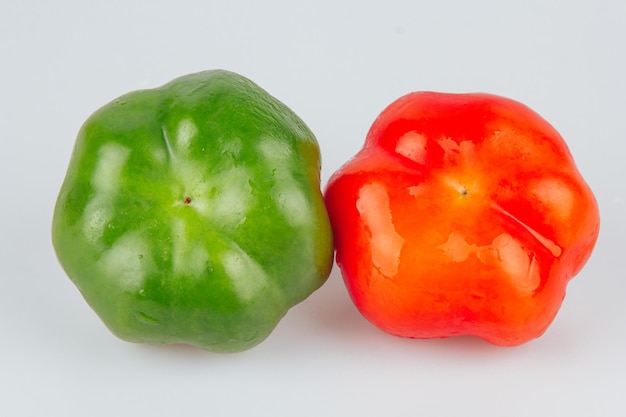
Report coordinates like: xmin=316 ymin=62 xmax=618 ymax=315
xmin=324 ymin=92 xmax=600 ymax=346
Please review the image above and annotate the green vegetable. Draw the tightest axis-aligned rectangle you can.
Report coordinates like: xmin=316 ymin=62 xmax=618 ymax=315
xmin=52 ymin=70 xmax=333 ymax=352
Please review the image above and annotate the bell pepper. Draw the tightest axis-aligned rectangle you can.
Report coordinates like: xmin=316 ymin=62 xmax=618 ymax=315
xmin=324 ymin=92 xmax=599 ymax=346
xmin=52 ymin=70 xmax=333 ymax=352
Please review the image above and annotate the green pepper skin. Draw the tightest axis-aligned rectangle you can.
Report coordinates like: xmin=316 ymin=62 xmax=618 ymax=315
xmin=52 ymin=70 xmax=333 ymax=352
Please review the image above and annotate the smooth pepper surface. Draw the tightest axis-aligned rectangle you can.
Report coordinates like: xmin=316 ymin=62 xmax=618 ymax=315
xmin=52 ymin=70 xmax=333 ymax=352
xmin=324 ymin=92 xmax=599 ymax=346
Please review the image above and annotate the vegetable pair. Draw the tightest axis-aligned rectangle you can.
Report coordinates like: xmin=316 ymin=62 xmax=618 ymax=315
xmin=52 ymin=70 xmax=599 ymax=352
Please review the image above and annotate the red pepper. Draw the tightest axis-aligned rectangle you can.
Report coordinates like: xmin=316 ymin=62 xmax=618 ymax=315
xmin=324 ymin=92 xmax=600 ymax=346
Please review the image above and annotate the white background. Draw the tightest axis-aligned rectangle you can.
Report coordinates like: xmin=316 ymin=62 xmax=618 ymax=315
xmin=2 ymin=1 xmax=625 ymax=415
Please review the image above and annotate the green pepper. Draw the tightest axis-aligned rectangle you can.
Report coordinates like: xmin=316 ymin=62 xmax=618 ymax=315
xmin=52 ymin=70 xmax=333 ymax=352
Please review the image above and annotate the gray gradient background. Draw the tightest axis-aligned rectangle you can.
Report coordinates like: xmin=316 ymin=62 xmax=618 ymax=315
xmin=2 ymin=1 xmax=624 ymax=415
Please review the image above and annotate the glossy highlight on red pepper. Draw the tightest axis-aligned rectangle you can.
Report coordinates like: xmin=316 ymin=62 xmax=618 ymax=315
xmin=324 ymin=92 xmax=600 ymax=346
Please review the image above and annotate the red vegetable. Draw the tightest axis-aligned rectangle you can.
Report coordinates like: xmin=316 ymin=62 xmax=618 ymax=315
xmin=324 ymin=92 xmax=599 ymax=346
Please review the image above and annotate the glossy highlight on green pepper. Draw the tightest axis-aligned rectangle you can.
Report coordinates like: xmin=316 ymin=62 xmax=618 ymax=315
xmin=52 ymin=70 xmax=334 ymax=352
